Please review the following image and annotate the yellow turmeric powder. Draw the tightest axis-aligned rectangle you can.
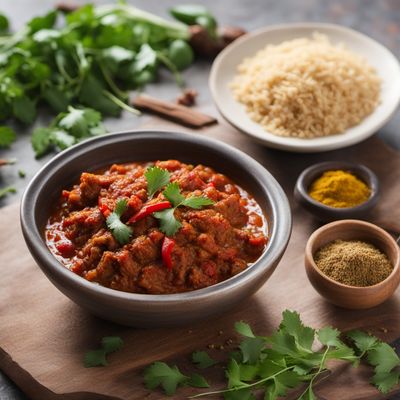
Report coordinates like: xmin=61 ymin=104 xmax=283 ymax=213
xmin=308 ymin=170 xmax=370 ymax=208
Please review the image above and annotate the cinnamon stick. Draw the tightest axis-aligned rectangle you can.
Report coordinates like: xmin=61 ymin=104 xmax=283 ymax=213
xmin=132 ymin=95 xmax=217 ymax=129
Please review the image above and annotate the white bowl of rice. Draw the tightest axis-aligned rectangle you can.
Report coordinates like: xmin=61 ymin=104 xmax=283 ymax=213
xmin=209 ymin=23 xmax=400 ymax=152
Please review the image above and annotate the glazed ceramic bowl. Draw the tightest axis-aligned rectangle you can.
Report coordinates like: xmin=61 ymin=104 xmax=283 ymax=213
xmin=294 ymin=161 xmax=379 ymax=221
xmin=305 ymin=219 xmax=400 ymax=309
xmin=20 ymin=131 xmax=292 ymax=327
xmin=210 ymin=23 xmax=400 ymax=152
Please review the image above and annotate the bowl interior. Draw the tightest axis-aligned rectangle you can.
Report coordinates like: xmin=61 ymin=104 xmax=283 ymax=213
xmin=309 ymin=221 xmax=400 ymax=286
xmin=34 ymin=132 xmax=275 ymax=234
xmin=210 ymin=23 xmax=400 ymax=152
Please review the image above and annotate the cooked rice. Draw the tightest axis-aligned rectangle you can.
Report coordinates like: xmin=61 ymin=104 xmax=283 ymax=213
xmin=230 ymin=33 xmax=381 ymax=138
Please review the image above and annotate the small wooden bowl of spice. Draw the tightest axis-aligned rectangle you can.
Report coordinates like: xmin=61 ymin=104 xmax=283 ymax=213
xmin=294 ymin=161 xmax=379 ymax=221
xmin=305 ymin=219 xmax=400 ymax=309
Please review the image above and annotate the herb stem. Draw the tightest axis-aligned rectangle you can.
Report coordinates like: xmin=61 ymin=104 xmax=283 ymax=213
xmin=156 ymin=51 xmax=184 ymax=88
xmin=297 ymin=346 xmax=331 ymax=399
xmin=99 ymin=62 xmax=128 ymax=100
xmin=188 ymin=366 xmax=293 ymax=398
xmin=102 ymin=90 xmax=141 ymax=115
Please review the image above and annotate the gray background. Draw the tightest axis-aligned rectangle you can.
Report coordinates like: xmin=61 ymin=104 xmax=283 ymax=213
xmin=0 ymin=0 xmax=399 ymax=399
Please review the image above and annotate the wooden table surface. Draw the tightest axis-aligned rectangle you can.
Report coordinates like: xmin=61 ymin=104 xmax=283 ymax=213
xmin=0 ymin=0 xmax=399 ymax=399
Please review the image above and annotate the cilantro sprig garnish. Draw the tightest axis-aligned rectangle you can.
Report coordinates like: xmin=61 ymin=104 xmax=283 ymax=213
xmin=84 ymin=336 xmax=124 ymax=368
xmin=144 ymin=166 xmax=214 ymax=236
xmin=106 ymin=198 xmax=132 ymax=245
xmin=142 ymin=310 xmax=400 ymax=398
xmin=145 ymin=166 xmax=171 ymax=200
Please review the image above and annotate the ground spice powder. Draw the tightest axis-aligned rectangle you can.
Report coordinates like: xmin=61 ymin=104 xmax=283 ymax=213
xmin=314 ymin=240 xmax=393 ymax=287
xmin=308 ymin=170 xmax=370 ymax=208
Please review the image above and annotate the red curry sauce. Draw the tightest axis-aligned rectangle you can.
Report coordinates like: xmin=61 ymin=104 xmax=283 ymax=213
xmin=46 ymin=160 xmax=268 ymax=294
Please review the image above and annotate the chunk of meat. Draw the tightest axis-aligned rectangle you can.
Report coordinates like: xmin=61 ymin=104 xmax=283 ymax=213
xmin=214 ymin=194 xmax=248 ymax=227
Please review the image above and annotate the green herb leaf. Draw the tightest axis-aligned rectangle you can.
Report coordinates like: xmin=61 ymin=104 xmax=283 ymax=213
xmin=239 ymin=337 xmax=265 ymax=364
xmin=153 ymin=208 xmax=182 ymax=236
xmin=31 ymin=127 xmax=52 ymax=158
xmin=28 ymin=10 xmax=57 ymax=33
xmin=235 ymin=321 xmax=256 ymax=338
xmin=163 ymin=182 xmax=184 ymax=207
xmin=0 ymin=126 xmax=16 ymax=148
xmin=144 ymin=361 xmax=188 ymax=396
xmin=367 ymin=342 xmax=400 ymax=374
xmin=371 ymin=370 xmax=400 ymax=394
xmin=12 ymin=96 xmax=36 ymax=124
xmin=0 ymin=186 xmax=16 ymax=199
xmin=145 ymin=166 xmax=171 ymax=199
xmin=347 ymin=330 xmax=379 ymax=353
xmin=84 ymin=349 xmax=108 ymax=367
xmin=18 ymin=169 xmax=26 ymax=178
xmin=188 ymin=373 xmax=210 ymax=388
xmin=224 ymin=388 xmax=255 ymax=400
xmin=106 ymin=198 xmax=132 ymax=245
xmin=0 ymin=14 xmax=9 ymax=34
xmin=318 ymin=326 xmax=342 ymax=347
xmin=226 ymin=359 xmax=248 ymax=389
xmin=51 ymin=130 xmax=76 ymax=150
xmin=42 ymin=86 xmax=70 ymax=113
xmin=181 ymin=195 xmax=214 ymax=209
xmin=83 ymin=335 xmax=123 ymax=368
xmin=101 ymin=336 xmax=124 ymax=354
xmin=191 ymin=351 xmax=217 ymax=369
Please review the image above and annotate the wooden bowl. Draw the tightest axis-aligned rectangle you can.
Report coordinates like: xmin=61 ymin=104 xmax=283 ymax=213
xmin=294 ymin=161 xmax=379 ymax=222
xmin=305 ymin=219 xmax=400 ymax=309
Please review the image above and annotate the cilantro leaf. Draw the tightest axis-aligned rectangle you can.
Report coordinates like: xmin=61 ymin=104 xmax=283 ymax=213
xmin=347 ymin=330 xmax=379 ymax=353
xmin=367 ymin=342 xmax=400 ymax=374
xmin=239 ymin=337 xmax=265 ymax=364
xmin=12 ymin=96 xmax=36 ymax=124
xmin=235 ymin=321 xmax=255 ymax=338
xmin=224 ymin=388 xmax=255 ymax=400
xmin=101 ymin=336 xmax=124 ymax=354
xmin=154 ymin=207 xmax=182 ymax=236
xmin=84 ymin=349 xmax=108 ymax=368
xmin=51 ymin=130 xmax=75 ymax=150
xmin=31 ymin=127 xmax=52 ymax=158
xmin=298 ymin=386 xmax=316 ymax=400
xmin=371 ymin=370 xmax=400 ymax=394
xmin=145 ymin=166 xmax=171 ymax=199
xmin=42 ymin=86 xmax=69 ymax=112
xmin=0 ymin=186 xmax=16 ymax=199
xmin=58 ymin=106 xmax=88 ymax=138
xmin=163 ymin=182 xmax=185 ymax=207
xmin=182 ymin=195 xmax=215 ymax=209
xmin=0 ymin=14 xmax=9 ymax=34
xmin=192 ymin=351 xmax=217 ymax=369
xmin=226 ymin=359 xmax=248 ymax=389
xmin=188 ymin=373 xmax=210 ymax=388
xmin=106 ymin=198 xmax=132 ymax=245
xmin=0 ymin=126 xmax=16 ymax=148
xmin=144 ymin=361 xmax=188 ymax=396
xmin=83 ymin=335 xmax=123 ymax=368
xmin=279 ymin=310 xmax=315 ymax=353
xmin=318 ymin=326 xmax=342 ymax=347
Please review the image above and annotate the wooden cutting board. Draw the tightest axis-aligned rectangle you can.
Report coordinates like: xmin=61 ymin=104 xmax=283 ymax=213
xmin=1 ymin=116 xmax=400 ymax=400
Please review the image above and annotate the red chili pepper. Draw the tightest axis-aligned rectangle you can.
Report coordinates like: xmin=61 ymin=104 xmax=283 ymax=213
xmin=99 ymin=203 xmax=111 ymax=218
xmin=162 ymin=237 xmax=175 ymax=271
xmin=128 ymin=201 xmax=171 ymax=224
xmin=55 ymin=240 xmax=75 ymax=257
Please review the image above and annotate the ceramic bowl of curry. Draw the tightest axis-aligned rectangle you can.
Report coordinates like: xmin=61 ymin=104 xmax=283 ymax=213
xmin=294 ymin=161 xmax=379 ymax=222
xmin=20 ymin=130 xmax=292 ymax=327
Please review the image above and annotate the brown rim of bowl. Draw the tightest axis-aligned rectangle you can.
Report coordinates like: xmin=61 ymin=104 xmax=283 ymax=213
xmin=296 ymin=161 xmax=379 ymax=211
xmin=305 ymin=219 xmax=400 ymax=290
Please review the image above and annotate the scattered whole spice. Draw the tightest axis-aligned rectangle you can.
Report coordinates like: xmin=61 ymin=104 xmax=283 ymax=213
xmin=308 ymin=169 xmax=370 ymax=208
xmin=314 ymin=239 xmax=393 ymax=287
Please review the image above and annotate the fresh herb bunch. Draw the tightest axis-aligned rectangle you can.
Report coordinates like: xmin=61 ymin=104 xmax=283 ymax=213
xmin=0 ymin=2 xmax=195 ymax=152
xmin=143 ymin=310 xmax=400 ymax=398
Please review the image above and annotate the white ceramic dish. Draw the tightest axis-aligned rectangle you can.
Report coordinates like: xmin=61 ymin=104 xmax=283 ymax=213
xmin=209 ymin=23 xmax=400 ymax=153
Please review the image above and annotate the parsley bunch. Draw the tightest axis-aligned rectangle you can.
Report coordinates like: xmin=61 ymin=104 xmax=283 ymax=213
xmin=145 ymin=166 xmax=214 ymax=236
xmin=0 ymin=3 xmax=197 ymax=154
xmin=143 ymin=310 xmax=400 ymax=398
